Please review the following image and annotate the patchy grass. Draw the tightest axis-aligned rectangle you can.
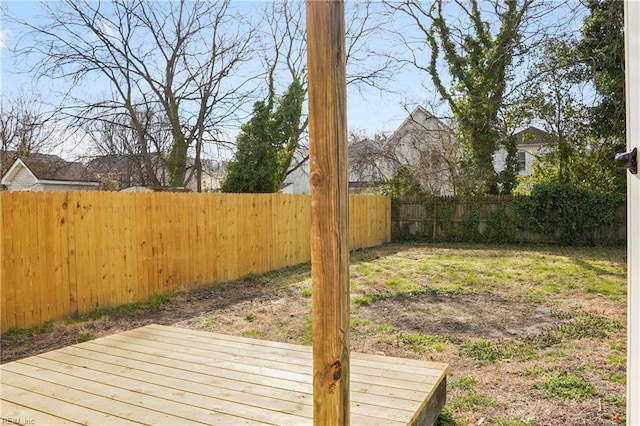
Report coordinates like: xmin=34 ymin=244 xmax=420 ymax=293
xmin=2 ymin=242 xmax=627 ymax=425
xmin=534 ymin=371 xmax=599 ymax=400
xmin=2 ymin=321 xmax=56 ymax=342
xmin=396 ymin=332 xmax=456 ymax=354
xmin=116 ymin=293 xmax=179 ymax=315
xmin=460 ymin=338 xmax=536 ymax=363
xmin=448 ymin=376 xmax=498 ymax=411
xmin=352 ymin=295 xmax=374 ymax=306
xmin=75 ymin=333 xmax=94 ymax=344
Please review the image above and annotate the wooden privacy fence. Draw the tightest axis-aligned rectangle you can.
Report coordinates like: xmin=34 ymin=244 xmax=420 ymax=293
xmin=0 ymin=192 xmax=391 ymax=332
xmin=392 ymin=197 xmax=626 ymax=245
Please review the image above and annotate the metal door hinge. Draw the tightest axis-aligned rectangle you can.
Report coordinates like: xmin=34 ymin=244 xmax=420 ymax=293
xmin=615 ymin=147 xmax=638 ymax=174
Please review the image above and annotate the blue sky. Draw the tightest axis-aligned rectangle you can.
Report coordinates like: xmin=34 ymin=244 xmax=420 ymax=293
xmin=0 ymin=0 xmax=586 ymax=159
xmin=0 ymin=1 xmax=420 ymax=136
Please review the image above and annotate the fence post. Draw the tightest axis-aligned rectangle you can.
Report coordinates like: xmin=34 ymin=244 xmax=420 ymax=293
xmin=307 ymin=1 xmax=350 ymax=425
xmin=432 ymin=198 xmax=437 ymax=240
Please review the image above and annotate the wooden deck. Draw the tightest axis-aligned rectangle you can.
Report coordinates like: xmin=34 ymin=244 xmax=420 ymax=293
xmin=0 ymin=324 xmax=448 ymax=425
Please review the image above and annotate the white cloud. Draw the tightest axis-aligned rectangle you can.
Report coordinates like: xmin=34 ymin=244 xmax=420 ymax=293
xmin=0 ymin=29 xmax=7 ymax=49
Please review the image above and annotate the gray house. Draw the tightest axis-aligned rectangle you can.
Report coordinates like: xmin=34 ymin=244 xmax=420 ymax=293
xmin=1 ymin=154 xmax=99 ymax=191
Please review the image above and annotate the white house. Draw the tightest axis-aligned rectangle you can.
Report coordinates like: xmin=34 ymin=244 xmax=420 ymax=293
xmin=1 ymin=154 xmax=100 ymax=191
xmin=281 ymin=154 xmax=311 ymax=194
xmin=382 ymin=106 xmax=457 ymax=195
xmin=278 ymin=109 xmax=553 ymax=195
xmin=493 ymin=126 xmax=552 ymax=177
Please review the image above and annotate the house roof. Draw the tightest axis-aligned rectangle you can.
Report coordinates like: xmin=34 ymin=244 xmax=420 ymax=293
xmin=22 ymin=156 xmax=98 ymax=182
xmin=514 ymin=126 xmax=550 ymax=146
xmin=1 ymin=154 xmax=99 ymax=185
xmin=87 ymin=154 xmax=143 ymax=174
xmin=387 ymin=106 xmax=453 ymax=143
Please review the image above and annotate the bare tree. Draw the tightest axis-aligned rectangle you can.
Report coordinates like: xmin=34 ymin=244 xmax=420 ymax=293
xmin=8 ymin=0 xmax=257 ymax=190
xmin=347 ymin=107 xmax=465 ymax=197
xmin=385 ymin=0 xmax=583 ymax=194
xmin=0 ymin=92 xmax=59 ymax=176
xmin=347 ymin=132 xmax=389 ymax=190
xmin=252 ymin=0 xmax=401 ymax=184
xmin=84 ymin=104 xmax=173 ymax=188
xmin=383 ymin=107 xmax=461 ymax=196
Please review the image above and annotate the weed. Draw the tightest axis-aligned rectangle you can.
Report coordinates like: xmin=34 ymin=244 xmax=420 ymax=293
xmin=80 ymin=309 xmax=111 ymax=322
xmin=448 ymin=376 xmax=497 ymax=411
xmin=460 ymin=338 xmax=535 ymax=362
xmin=608 ymin=354 xmax=626 ymax=365
xmin=352 ymin=295 xmax=374 ymax=306
xmin=534 ymin=371 xmax=598 ymax=400
xmin=2 ymin=321 xmax=55 ymax=341
xmin=377 ymin=324 xmax=397 ymax=334
xmin=435 ymin=407 xmax=457 ymax=426
xmin=299 ymin=287 xmax=312 ymax=298
xmin=525 ymin=310 xmax=623 ymax=352
xmin=451 ymin=376 xmax=478 ymax=391
xmin=353 ymin=263 xmax=375 ymax=277
xmin=244 ymin=314 xmax=257 ymax=323
xmin=397 ymin=332 xmax=452 ymax=353
xmin=243 ymin=329 xmax=261 ymax=338
xmin=75 ymin=333 xmax=94 ymax=343
xmin=201 ymin=319 xmax=216 ymax=327
xmin=556 ymin=312 xmax=622 ymax=339
xmin=402 ymin=282 xmax=422 ymax=293
xmin=384 ymin=276 xmax=409 ymax=289
xmin=350 ymin=317 xmax=371 ymax=328
xmin=544 ymin=342 xmax=576 ymax=361
xmin=602 ymin=395 xmax=625 ymax=405
xmin=115 ymin=292 xmax=179 ymax=317
xmin=606 ymin=373 xmax=626 ymax=384
xmin=519 ymin=365 xmax=554 ymax=378
xmin=527 ymin=331 xmax=562 ymax=349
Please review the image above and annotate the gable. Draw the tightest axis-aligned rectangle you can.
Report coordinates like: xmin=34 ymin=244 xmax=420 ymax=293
xmin=1 ymin=156 xmax=100 ymax=191
xmin=2 ymin=160 xmax=40 ymax=190
xmin=515 ymin=126 xmax=550 ymax=147
xmin=1 ymin=158 xmax=37 ymax=187
xmin=390 ymin=107 xmax=451 ymax=138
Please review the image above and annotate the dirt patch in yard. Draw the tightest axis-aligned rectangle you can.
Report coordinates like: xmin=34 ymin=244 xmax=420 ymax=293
xmin=358 ymin=293 xmax=566 ymax=339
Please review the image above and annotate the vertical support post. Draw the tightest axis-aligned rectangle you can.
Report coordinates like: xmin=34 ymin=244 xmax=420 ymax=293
xmin=624 ymin=1 xmax=640 ymax=423
xmin=306 ymin=1 xmax=350 ymax=425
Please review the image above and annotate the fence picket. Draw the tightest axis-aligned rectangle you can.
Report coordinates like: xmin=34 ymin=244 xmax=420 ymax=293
xmin=1 ymin=192 xmax=389 ymax=332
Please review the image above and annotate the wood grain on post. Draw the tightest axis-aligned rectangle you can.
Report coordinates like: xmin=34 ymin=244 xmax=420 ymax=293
xmin=306 ymin=1 xmax=350 ymax=425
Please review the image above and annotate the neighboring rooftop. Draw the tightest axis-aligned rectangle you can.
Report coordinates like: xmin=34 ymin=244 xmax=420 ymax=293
xmin=19 ymin=155 xmax=99 ymax=182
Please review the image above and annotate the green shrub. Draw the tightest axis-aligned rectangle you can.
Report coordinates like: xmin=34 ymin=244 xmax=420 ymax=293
xmin=392 ymin=186 xmax=623 ymax=245
xmin=515 ymin=182 xmax=621 ymax=246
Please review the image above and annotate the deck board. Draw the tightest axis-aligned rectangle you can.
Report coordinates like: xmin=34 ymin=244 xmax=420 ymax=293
xmin=0 ymin=324 xmax=448 ymax=425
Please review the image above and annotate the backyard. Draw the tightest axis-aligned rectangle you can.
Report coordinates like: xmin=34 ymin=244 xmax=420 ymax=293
xmin=1 ymin=242 xmax=628 ymax=425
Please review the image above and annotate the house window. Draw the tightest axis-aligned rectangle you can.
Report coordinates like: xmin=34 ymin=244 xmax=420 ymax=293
xmin=517 ymin=151 xmax=526 ymax=171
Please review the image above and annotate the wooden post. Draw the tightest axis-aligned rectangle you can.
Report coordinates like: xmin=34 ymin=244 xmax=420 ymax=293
xmin=306 ymin=1 xmax=350 ymax=425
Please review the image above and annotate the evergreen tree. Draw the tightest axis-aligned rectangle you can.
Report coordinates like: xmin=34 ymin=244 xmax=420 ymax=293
xmin=221 ymin=79 xmax=305 ymax=193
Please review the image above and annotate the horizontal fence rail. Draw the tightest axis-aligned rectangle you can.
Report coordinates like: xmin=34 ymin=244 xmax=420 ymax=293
xmin=0 ymin=192 xmax=391 ymax=332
